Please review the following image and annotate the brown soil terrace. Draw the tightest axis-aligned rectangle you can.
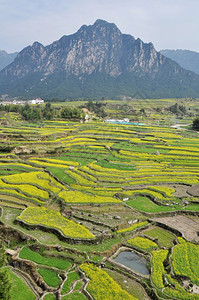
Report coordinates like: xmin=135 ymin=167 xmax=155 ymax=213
xmin=152 ymin=215 xmax=199 ymax=242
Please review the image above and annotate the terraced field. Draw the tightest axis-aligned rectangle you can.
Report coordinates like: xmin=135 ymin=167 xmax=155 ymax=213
xmin=0 ymin=104 xmax=199 ymax=300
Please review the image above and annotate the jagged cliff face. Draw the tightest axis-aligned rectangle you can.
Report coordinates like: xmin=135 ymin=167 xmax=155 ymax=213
xmin=1 ymin=20 xmax=166 ymax=79
xmin=1 ymin=19 xmax=199 ymax=98
xmin=57 ymin=20 xmax=123 ymax=77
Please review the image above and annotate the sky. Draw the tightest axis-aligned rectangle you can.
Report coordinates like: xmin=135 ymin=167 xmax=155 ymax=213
xmin=1 ymin=0 xmax=199 ymax=53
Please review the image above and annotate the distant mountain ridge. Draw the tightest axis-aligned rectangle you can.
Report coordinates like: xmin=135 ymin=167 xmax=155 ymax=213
xmin=160 ymin=49 xmax=199 ymax=75
xmin=1 ymin=20 xmax=199 ymax=99
xmin=0 ymin=50 xmax=18 ymax=71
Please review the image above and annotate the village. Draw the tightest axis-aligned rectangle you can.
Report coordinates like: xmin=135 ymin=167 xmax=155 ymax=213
xmin=0 ymin=97 xmax=44 ymax=105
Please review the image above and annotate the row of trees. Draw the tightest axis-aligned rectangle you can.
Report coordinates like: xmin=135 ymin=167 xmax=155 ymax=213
xmin=0 ymin=103 xmax=54 ymax=121
xmin=0 ymin=100 xmax=109 ymax=121
xmin=0 ymin=103 xmax=85 ymax=121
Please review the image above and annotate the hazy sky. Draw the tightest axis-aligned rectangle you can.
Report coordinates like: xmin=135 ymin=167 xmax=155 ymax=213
xmin=1 ymin=0 xmax=199 ymax=53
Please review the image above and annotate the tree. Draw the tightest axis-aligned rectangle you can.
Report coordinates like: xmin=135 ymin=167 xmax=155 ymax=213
xmin=140 ymin=108 xmax=146 ymax=116
xmin=43 ymin=103 xmax=54 ymax=120
xmin=0 ymin=269 xmax=10 ymax=300
xmin=0 ymin=246 xmax=7 ymax=268
xmin=192 ymin=117 xmax=199 ymax=130
xmin=60 ymin=107 xmax=84 ymax=119
xmin=0 ymin=244 xmax=11 ymax=299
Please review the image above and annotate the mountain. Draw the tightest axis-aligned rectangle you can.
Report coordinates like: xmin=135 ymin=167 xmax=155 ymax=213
xmin=160 ymin=49 xmax=199 ymax=75
xmin=1 ymin=19 xmax=199 ymax=99
xmin=0 ymin=50 xmax=18 ymax=71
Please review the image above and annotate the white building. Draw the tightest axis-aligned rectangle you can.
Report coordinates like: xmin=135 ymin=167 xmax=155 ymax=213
xmin=29 ymin=98 xmax=44 ymax=105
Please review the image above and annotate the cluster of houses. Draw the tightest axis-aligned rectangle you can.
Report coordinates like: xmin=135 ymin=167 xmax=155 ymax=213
xmin=0 ymin=98 xmax=44 ymax=106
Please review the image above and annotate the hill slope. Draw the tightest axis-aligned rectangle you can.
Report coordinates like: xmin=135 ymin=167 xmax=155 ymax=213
xmin=0 ymin=50 xmax=18 ymax=71
xmin=160 ymin=49 xmax=199 ymax=75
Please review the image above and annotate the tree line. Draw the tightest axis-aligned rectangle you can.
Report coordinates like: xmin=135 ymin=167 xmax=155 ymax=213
xmin=0 ymin=103 xmax=85 ymax=121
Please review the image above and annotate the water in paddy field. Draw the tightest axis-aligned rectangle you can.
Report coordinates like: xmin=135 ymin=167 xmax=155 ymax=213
xmin=114 ymin=251 xmax=149 ymax=275
xmin=106 ymin=121 xmax=145 ymax=125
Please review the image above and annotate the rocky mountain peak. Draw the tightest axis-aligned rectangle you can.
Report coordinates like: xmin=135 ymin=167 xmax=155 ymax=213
xmin=32 ymin=41 xmax=44 ymax=49
xmin=76 ymin=19 xmax=121 ymax=40
xmin=1 ymin=20 xmax=199 ymax=98
xmin=94 ymin=19 xmax=109 ymax=26
xmin=93 ymin=19 xmax=121 ymax=32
